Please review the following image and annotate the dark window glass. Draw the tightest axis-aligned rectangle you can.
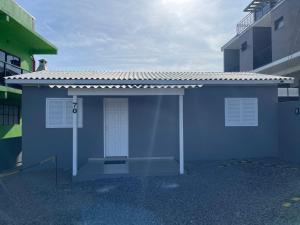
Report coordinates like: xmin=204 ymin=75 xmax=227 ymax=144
xmin=5 ymin=64 xmax=21 ymax=76
xmin=0 ymin=104 xmax=20 ymax=126
xmin=0 ymin=51 xmax=5 ymax=61
xmin=275 ymin=16 xmax=284 ymax=31
xmin=6 ymin=54 xmax=20 ymax=67
xmin=0 ymin=62 xmax=4 ymax=85
xmin=241 ymin=42 xmax=248 ymax=52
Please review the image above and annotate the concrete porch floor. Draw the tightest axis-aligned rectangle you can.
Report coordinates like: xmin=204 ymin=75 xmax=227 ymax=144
xmin=74 ymin=158 xmax=180 ymax=182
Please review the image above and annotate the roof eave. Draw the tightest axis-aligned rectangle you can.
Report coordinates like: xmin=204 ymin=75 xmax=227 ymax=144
xmin=0 ymin=11 xmax=57 ymax=55
xmin=5 ymin=78 xmax=294 ymax=86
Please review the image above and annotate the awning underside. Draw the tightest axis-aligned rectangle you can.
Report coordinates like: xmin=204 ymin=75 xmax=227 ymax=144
xmin=49 ymin=84 xmax=203 ymax=89
xmin=244 ymin=0 xmax=278 ymax=12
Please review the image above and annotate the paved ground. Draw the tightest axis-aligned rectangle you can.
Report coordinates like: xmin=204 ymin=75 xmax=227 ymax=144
xmin=1 ymin=158 xmax=300 ymax=225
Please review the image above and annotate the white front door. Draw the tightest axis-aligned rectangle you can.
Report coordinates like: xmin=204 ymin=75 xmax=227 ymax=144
xmin=104 ymin=98 xmax=129 ymax=157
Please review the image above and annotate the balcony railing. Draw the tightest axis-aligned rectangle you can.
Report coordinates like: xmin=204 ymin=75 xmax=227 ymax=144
xmin=236 ymin=13 xmax=255 ymax=35
xmin=0 ymin=60 xmax=30 ymax=85
xmin=236 ymin=0 xmax=285 ymax=35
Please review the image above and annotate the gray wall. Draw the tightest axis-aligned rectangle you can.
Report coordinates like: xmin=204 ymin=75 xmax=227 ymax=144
xmin=278 ymin=101 xmax=300 ymax=163
xmin=22 ymin=87 xmax=179 ymax=169
xmin=253 ymin=27 xmax=272 ymax=69
xmin=223 ymin=0 xmax=300 ymax=72
xmin=224 ymin=49 xmax=240 ymax=72
xmin=271 ymin=0 xmax=300 ymax=61
xmin=239 ymin=28 xmax=254 ymax=72
xmin=224 ymin=27 xmax=273 ymax=72
xmin=184 ymin=86 xmax=279 ymax=160
xmin=22 ymin=85 xmax=279 ymax=169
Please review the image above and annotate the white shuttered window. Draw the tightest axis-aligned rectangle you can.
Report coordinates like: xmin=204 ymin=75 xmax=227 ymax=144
xmin=225 ymin=98 xmax=258 ymax=127
xmin=46 ymin=98 xmax=83 ymax=128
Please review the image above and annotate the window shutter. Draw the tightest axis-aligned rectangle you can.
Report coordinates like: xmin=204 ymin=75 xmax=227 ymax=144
xmin=46 ymin=98 xmax=83 ymax=128
xmin=225 ymin=98 xmax=258 ymax=127
xmin=46 ymin=100 xmax=65 ymax=127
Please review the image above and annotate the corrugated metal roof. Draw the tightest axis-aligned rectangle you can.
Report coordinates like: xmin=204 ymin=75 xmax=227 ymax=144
xmin=5 ymin=71 xmax=293 ymax=81
xmin=5 ymin=71 xmax=294 ymax=86
xmin=49 ymin=84 xmax=203 ymax=89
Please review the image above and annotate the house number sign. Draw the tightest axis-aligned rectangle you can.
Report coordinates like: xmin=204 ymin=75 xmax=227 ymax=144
xmin=73 ymin=103 xmax=78 ymax=113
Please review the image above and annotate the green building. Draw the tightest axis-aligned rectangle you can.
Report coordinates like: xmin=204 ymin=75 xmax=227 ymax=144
xmin=0 ymin=0 xmax=57 ymax=170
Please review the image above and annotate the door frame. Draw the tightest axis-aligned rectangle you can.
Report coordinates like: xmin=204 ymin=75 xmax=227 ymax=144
xmin=103 ymin=98 xmax=129 ymax=158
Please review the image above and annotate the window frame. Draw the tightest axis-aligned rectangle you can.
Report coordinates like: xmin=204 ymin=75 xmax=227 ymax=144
xmin=241 ymin=41 xmax=248 ymax=52
xmin=274 ymin=16 xmax=284 ymax=31
xmin=0 ymin=104 xmax=20 ymax=126
xmin=6 ymin=54 xmax=21 ymax=67
xmin=0 ymin=49 xmax=21 ymax=66
xmin=0 ymin=50 xmax=5 ymax=62
xmin=46 ymin=98 xmax=83 ymax=128
xmin=225 ymin=98 xmax=258 ymax=127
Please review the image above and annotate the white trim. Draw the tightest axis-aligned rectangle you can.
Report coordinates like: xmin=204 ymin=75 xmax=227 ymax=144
xmin=6 ymin=79 xmax=293 ymax=85
xmin=253 ymin=51 xmax=300 ymax=74
xmin=278 ymin=88 xmax=288 ymax=97
xmin=72 ymin=95 xmax=78 ymax=177
xmin=69 ymin=88 xmax=185 ymax=96
xmin=278 ymin=88 xmax=299 ymax=97
xmin=275 ymin=65 xmax=300 ymax=76
xmin=103 ymin=98 xmax=129 ymax=158
xmin=179 ymin=95 xmax=184 ymax=175
xmin=288 ymin=88 xmax=299 ymax=97
xmin=45 ymin=98 xmax=83 ymax=128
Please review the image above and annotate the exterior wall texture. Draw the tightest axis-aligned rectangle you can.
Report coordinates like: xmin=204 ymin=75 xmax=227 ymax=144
xmin=184 ymin=86 xmax=279 ymax=160
xmin=0 ymin=137 xmax=21 ymax=171
xmin=239 ymin=28 xmax=254 ymax=72
xmin=278 ymin=101 xmax=300 ymax=163
xmin=224 ymin=49 xmax=240 ymax=72
xmin=22 ymin=87 xmax=179 ymax=169
xmin=223 ymin=0 xmax=300 ymax=72
xmin=271 ymin=0 xmax=300 ymax=61
xmin=22 ymin=86 xmax=279 ymax=169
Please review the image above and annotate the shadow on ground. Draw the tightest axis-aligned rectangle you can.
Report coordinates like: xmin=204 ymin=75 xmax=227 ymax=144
xmin=1 ymin=158 xmax=300 ymax=225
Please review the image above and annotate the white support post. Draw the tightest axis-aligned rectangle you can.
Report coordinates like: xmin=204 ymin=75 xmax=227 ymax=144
xmin=179 ymin=95 xmax=184 ymax=174
xmin=72 ymin=95 xmax=78 ymax=177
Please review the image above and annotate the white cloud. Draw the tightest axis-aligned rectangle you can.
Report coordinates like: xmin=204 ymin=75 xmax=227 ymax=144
xmin=17 ymin=0 xmax=249 ymax=71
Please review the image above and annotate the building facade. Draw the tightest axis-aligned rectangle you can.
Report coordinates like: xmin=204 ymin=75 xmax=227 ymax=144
xmin=0 ymin=0 xmax=57 ymax=170
xmin=222 ymin=0 xmax=300 ymax=93
xmin=5 ymin=71 xmax=293 ymax=181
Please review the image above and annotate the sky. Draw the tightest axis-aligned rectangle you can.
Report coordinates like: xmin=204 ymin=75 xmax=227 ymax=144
xmin=17 ymin=0 xmax=249 ymax=71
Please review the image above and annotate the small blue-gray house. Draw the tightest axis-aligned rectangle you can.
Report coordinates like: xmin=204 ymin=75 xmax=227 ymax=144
xmin=5 ymin=71 xmax=293 ymax=179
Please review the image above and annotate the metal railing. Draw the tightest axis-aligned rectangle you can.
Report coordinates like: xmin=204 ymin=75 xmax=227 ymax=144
xmin=236 ymin=0 xmax=285 ymax=35
xmin=0 ymin=59 xmax=31 ymax=85
xmin=236 ymin=13 xmax=255 ymax=35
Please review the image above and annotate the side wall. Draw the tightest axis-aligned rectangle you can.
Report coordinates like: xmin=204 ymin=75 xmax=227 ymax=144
xmin=22 ymin=86 xmax=279 ymax=169
xmin=224 ymin=49 xmax=240 ymax=72
xmin=271 ymin=0 xmax=300 ymax=61
xmin=184 ymin=86 xmax=279 ymax=160
xmin=239 ymin=28 xmax=254 ymax=72
xmin=278 ymin=101 xmax=300 ymax=163
xmin=0 ymin=39 xmax=32 ymax=72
